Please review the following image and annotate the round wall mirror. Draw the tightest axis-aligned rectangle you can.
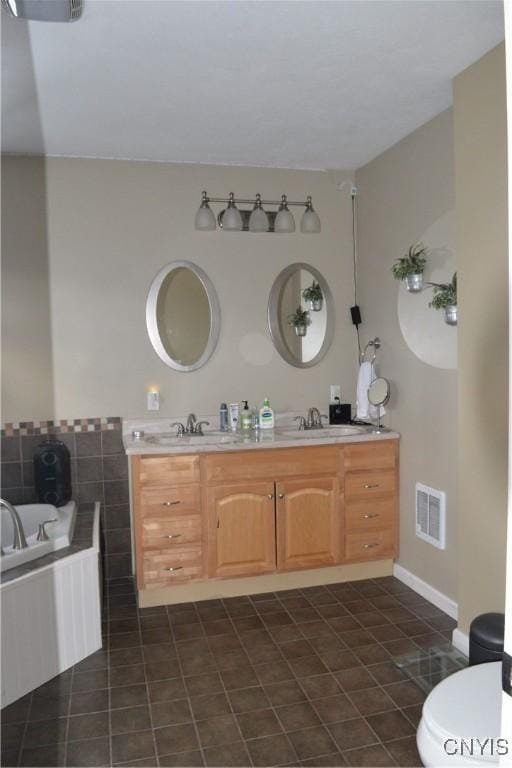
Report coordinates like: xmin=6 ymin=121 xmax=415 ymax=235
xmin=368 ymin=377 xmax=390 ymax=408
xmin=146 ymin=260 xmax=221 ymax=371
xmin=268 ymin=263 xmax=334 ymax=368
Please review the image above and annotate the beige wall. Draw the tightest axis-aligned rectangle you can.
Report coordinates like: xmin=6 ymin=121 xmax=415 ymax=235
xmin=1 ymin=158 xmax=358 ymax=422
xmin=356 ymin=109 xmax=458 ymax=600
xmin=1 ymin=157 xmax=54 ymax=421
xmin=454 ymin=43 xmax=508 ymax=633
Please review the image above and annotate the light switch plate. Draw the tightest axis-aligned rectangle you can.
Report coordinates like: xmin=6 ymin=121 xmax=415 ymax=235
xmin=330 ymin=384 xmax=341 ymax=403
xmin=147 ymin=391 xmax=160 ymax=411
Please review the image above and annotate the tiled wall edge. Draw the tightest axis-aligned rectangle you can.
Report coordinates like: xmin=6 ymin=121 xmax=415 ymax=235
xmin=1 ymin=417 xmax=122 ymax=437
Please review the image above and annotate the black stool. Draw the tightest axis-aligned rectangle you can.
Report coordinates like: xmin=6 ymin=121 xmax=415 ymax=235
xmin=469 ymin=612 xmax=505 ymax=666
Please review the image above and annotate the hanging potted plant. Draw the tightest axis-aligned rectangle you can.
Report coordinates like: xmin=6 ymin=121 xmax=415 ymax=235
xmin=429 ymin=272 xmax=457 ymax=326
xmin=392 ymin=243 xmax=427 ymax=292
xmin=302 ymin=280 xmax=323 ymax=311
xmin=288 ymin=306 xmax=310 ymax=337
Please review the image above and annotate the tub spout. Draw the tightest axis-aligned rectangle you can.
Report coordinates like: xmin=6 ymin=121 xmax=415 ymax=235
xmin=0 ymin=498 xmax=28 ymax=550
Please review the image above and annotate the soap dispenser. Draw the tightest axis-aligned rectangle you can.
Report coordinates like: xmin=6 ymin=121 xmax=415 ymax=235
xmin=240 ymin=401 xmax=253 ymax=431
xmin=259 ymin=398 xmax=275 ymax=430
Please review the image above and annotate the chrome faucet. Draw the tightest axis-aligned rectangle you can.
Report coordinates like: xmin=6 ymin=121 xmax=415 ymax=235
xmin=0 ymin=498 xmax=28 ymax=551
xmin=170 ymin=415 xmax=211 ymax=437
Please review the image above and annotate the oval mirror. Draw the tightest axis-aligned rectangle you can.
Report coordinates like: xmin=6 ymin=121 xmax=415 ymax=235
xmin=268 ymin=263 xmax=334 ymax=368
xmin=146 ymin=261 xmax=221 ymax=371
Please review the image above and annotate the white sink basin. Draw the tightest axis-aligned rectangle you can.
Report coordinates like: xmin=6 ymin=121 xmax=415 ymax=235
xmin=278 ymin=425 xmax=367 ymax=439
xmin=145 ymin=431 xmax=238 ymax=446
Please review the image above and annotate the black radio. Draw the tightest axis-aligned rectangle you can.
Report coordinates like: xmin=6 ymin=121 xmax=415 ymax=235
xmin=329 ymin=399 xmax=352 ymax=424
xmin=34 ymin=440 xmax=72 ymax=507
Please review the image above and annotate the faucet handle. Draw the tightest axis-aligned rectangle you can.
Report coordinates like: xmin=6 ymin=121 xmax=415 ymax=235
xmin=195 ymin=421 xmax=210 ymax=435
xmin=37 ymin=518 xmax=57 ymax=542
xmin=319 ymin=414 xmax=329 ymax=428
xmin=294 ymin=416 xmax=307 ymax=430
xmin=170 ymin=422 xmax=186 ymax=437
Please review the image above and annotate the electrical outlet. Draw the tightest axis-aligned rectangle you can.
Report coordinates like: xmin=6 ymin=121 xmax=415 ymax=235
xmin=147 ymin=390 xmax=160 ymax=411
xmin=330 ymin=384 xmax=341 ymax=403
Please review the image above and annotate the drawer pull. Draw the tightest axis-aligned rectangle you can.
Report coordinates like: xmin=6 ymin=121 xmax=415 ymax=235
xmin=363 ymin=543 xmax=379 ymax=549
xmin=363 ymin=513 xmax=379 ymax=519
xmin=268 ymin=494 xmax=274 ymax=500
xmin=163 ymin=566 xmax=183 ymax=572
xmin=364 ymin=483 xmax=379 ymax=489
xmin=162 ymin=501 xmax=181 ymax=506
xmin=163 ymin=534 xmax=182 ymax=539
xmin=278 ymin=493 xmax=285 ymax=499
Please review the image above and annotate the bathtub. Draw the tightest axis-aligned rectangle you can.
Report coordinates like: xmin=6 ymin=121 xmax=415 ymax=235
xmin=1 ymin=502 xmax=101 ymax=708
xmin=0 ymin=501 xmax=76 ymax=572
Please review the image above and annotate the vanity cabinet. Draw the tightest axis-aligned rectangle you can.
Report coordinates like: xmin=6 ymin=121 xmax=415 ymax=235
xmin=207 ymin=482 xmax=276 ymax=577
xmin=344 ymin=442 xmax=398 ymax=562
xmin=276 ymin=477 xmax=340 ymax=571
xmin=130 ymin=439 xmax=399 ymax=593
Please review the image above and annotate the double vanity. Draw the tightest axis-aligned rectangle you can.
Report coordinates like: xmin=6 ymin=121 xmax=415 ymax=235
xmin=124 ymin=421 xmax=400 ymax=607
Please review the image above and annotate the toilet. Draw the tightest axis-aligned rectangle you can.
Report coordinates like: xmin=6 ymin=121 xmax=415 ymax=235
xmin=417 ymin=662 xmax=503 ymax=766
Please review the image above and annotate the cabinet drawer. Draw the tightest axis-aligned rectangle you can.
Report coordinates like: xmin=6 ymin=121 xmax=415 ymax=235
xmin=141 ymin=515 xmax=202 ymax=549
xmin=345 ymin=469 xmax=395 ymax=501
xmin=205 ymin=446 xmax=338 ymax=484
xmin=345 ymin=499 xmax=395 ymax=532
xmin=142 ymin=546 xmax=203 ymax=587
xmin=344 ymin=441 xmax=397 ymax=471
xmin=345 ymin=529 xmax=395 ymax=561
xmin=140 ymin=484 xmax=200 ymax=517
xmin=139 ymin=455 xmax=200 ymax=486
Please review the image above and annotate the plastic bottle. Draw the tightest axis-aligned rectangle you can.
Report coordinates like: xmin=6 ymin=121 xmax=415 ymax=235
xmin=219 ymin=403 xmax=229 ymax=432
xmin=259 ymin=398 xmax=275 ymax=430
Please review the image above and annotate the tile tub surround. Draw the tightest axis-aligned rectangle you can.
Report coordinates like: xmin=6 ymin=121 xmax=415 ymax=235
xmin=0 ymin=575 xmax=457 ymax=768
xmin=1 ymin=417 xmax=130 ymax=580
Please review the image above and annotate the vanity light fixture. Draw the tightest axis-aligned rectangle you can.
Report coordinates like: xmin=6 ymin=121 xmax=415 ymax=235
xmin=194 ymin=191 xmax=321 ymax=233
xmin=274 ymin=195 xmax=296 ymax=233
xmin=194 ymin=191 xmax=216 ymax=231
xmin=300 ymin=196 xmax=321 ymax=234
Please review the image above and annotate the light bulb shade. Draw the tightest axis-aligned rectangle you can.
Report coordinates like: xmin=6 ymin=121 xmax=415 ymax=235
xmin=300 ymin=208 xmax=321 ymax=233
xmin=195 ymin=204 xmax=216 ymax=231
xmin=274 ymin=208 xmax=296 ymax=233
xmin=222 ymin=206 xmax=243 ymax=231
xmin=249 ymin=207 xmax=269 ymax=232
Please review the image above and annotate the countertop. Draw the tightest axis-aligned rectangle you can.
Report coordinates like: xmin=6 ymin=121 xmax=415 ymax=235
xmin=123 ymin=414 xmax=400 ymax=456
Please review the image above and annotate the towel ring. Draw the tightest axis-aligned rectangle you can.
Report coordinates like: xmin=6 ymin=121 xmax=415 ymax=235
xmin=360 ymin=337 xmax=380 ymax=365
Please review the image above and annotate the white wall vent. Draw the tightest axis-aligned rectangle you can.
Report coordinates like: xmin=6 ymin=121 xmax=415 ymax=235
xmin=415 ymin=483 xmax=446 ymax=549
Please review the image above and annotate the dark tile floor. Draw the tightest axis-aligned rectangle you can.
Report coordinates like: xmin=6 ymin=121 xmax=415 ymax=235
xmin=1 ymin=576 xmax=457 ymax=767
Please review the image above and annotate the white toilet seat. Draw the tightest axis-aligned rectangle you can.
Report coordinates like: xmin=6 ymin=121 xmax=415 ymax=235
xmin=417 ymin=661 xmax=502 ymax=767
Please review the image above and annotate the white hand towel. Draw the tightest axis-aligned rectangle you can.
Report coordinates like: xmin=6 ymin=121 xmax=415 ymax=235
xmin=356 ymin=361 xmax=373 ymax=420
xmin=356 ymin=362 xmax=386 ymax=421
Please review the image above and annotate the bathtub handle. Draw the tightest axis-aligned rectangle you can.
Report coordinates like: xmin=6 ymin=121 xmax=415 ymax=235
xmin=37 ymin=519 xmax=57 ymax=542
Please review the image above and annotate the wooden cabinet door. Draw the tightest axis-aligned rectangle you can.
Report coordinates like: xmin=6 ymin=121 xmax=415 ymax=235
xmin=276 ymin=477 xmax=340 ymax=571
xmin=208 ymin=482 xmax=276 ymax=578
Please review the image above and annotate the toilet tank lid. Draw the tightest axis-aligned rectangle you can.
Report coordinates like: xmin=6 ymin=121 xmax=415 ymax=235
xmin=422 ymin=662 xmax=502 ymax=751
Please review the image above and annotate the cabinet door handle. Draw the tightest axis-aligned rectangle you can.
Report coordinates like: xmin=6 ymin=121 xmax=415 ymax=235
xmin=364 ymin=543 xmax=379 ymax=549
xmin=364 ymin=484 xmax=379 ymax=489
xmin=162 ymin=501 xmax=181 ymax=506
xmin=268 ymin=494 xmax=274 ymax=500
xmin=163 ymin=534 xmax=182 ymax=539
xmin=163 ymin=566 xmax=183 ymax=571
xmin=278 ymin=493 xmax=285 ymax=499
xmin=364 ymin=513 xmax=379 ymax=519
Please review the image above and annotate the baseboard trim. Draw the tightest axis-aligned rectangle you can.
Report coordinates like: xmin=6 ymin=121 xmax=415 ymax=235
xmin=393 ymin=563 xmax=458 ymax=620
xmin=451 ymin=628 xmax=470 ymax=657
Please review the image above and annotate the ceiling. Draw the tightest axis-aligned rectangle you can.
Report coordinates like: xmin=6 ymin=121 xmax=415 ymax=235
xmin=1 ymin=0 xmax=504 ymax=170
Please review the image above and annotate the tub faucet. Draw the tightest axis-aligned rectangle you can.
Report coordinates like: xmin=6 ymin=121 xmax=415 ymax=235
xmin=0 ymin=498 xmax=28 ymax=550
